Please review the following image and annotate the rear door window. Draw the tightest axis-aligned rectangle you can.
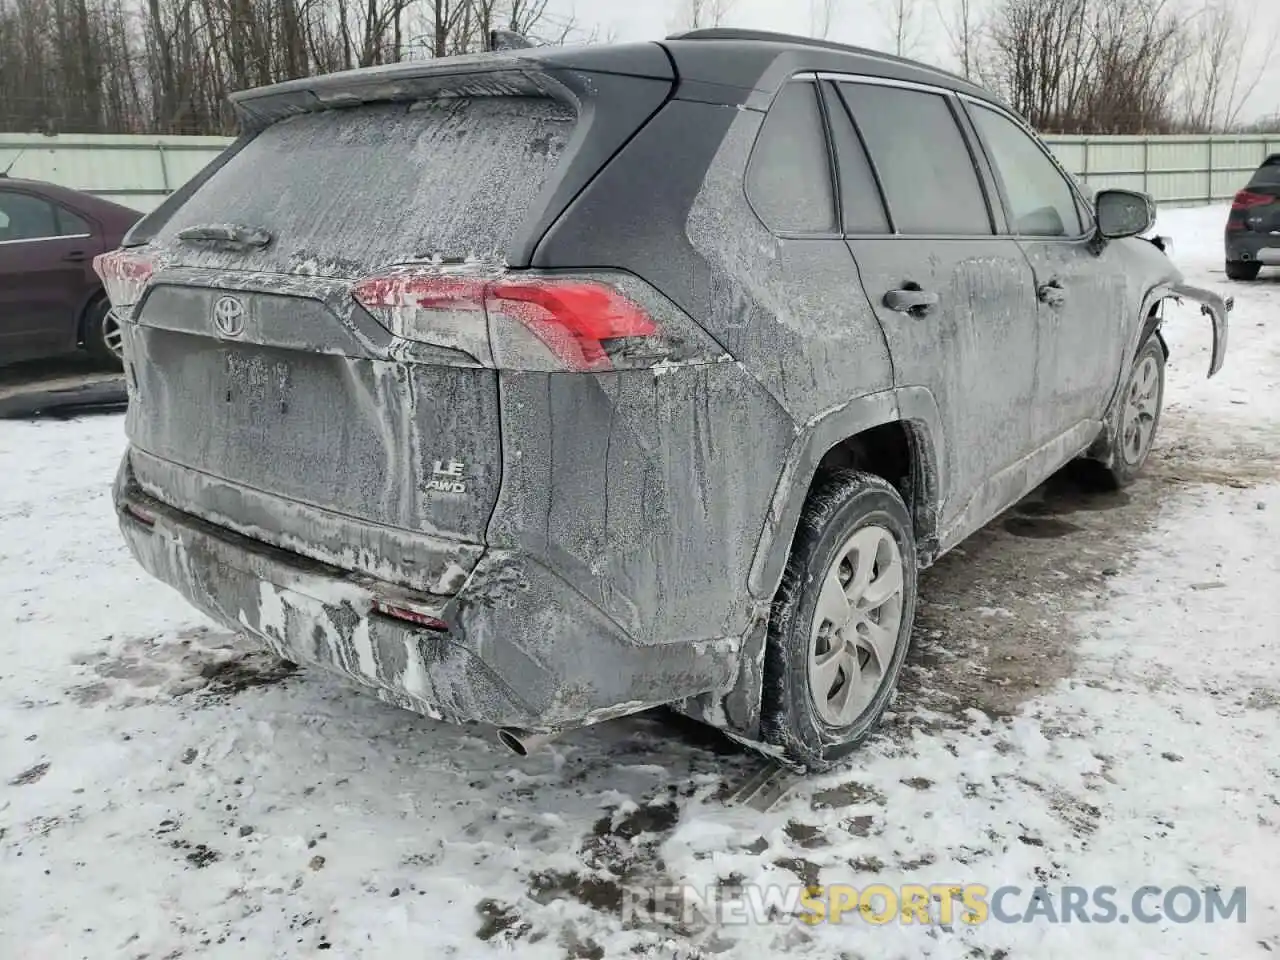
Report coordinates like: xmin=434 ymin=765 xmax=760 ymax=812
xmin=820 ymin=83 xmax=890 ymax=235
xmin=837 ymin=82 xmax=992 ymax=236
xmin=746 ymin=80 xmax=837 ymax=234
xmin=968 ymin=103 xmax=1085 ymax=237
xmin=158 ymin=97 xmax=577 ymax=277
xmin=56 ymin=207 xmax=93 ymax=236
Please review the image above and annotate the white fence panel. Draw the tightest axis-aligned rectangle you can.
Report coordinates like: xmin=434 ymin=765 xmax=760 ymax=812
xmin=1050 ymin=134 xmax=1280 ymax=205
xmin=0 ymin=134 xmax=231 ymax=212
xmin=5 ymin=131 xmax=1280 ymax=212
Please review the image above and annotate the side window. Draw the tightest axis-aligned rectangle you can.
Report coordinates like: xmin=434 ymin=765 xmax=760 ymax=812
xmin=969 ymin=104 xmax=1085 ymax=238
xmin=0 ymin=192 xmax=60 ymax=241
xmin=820 ymin=83 xmax=890 ymax=234
xmin=56 ymin=206 xmax=93 ymax=236
xmin=746 ymin=81 xmax=837 ymax=234
xmin=838 ymin=82 xmax=992 ymax=236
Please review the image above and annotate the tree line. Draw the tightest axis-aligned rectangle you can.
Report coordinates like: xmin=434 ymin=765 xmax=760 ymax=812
xmin=0 ymin=0 xmax=593 ymax=135
xmin=1 ymin=0 xmax=1275 ymax=137
xmin=907 ymin=0 xmax=1277 ymax=133
xmin=819 ymin=0 xmax=1275 ymax=134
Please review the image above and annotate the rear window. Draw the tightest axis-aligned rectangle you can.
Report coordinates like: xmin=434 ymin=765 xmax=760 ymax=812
xmin=1249 ymin=157 xmax=1280 ymax=187
xmin=159 ymin=97 xmax=576 ymax=277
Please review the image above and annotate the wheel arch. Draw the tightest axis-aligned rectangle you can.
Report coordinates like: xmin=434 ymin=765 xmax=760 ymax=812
xmin=1101 ymin=282 xmax=1177 ymax=426
xmin=1139 ymin=299 xmax=1171 ymax=362
xmin=747 ymin=386 xmax=945 ymax=603
xmin=75 ymin=285 xmax=108 ymax=347
xmin=1087 ymin=291 xmax=1173 ymax=467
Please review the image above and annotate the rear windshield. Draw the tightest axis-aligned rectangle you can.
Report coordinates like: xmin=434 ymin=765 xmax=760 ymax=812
xmin=1248 ymin=158 xmax=1280 ymax=187
xmin=158 ymin=97 xmax=576 ymax=277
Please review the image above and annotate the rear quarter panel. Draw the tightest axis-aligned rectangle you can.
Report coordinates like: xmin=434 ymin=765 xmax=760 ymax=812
xmin=487 ymin=364 xmax=794 ymax=646
xmin=520 ymin=96 xmax=894 ymax=651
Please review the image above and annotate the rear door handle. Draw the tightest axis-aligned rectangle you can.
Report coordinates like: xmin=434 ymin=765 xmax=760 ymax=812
xmin=883 ymin=287 xmax=940 ymax=315
xmin=1038 ymin=278 xmax=1067 ymax=307
xmin=62 ymin=250 xmax=87 ymax=262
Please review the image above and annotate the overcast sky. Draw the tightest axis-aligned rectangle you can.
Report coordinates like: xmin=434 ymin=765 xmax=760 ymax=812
xmin=547 ymin=0 xmax=1280 ymax=123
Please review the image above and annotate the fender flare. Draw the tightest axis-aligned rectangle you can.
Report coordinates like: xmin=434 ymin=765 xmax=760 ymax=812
xmin=1101 ymin=281 xmax=1177 ymax=423
xmin=1124 ymin=280 xmax=1228 ymax=384
xmin=747 ymin=386 xmax=946 ymax=601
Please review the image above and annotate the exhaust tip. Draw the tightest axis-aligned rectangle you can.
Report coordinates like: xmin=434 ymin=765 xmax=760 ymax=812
xmin=497 ymin=728 xmax=530 ymax=756
xmin=496 ymin=727 xmax=561 ymax=756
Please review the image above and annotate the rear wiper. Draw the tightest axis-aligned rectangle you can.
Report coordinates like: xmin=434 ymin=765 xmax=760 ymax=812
xmin=176 ymin=223 xmax=273 ymax=250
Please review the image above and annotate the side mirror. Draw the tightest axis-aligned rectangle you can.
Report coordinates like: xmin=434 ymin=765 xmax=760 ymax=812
xmin=1095 ymin=188 xmax=1156 ymax=239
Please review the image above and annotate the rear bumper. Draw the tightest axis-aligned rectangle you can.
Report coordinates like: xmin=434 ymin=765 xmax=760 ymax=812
xmin=1226 ymin=232 xmax=1280 ymax=265
xmin=114 ymin=454 xmax=741 ymax=730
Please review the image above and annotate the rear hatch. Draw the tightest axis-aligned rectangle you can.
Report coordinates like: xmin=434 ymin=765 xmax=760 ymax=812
xmin=1231 ymin=157 xmax=1280 ymax=234
xmin=107 ymin=51 xmax=674 ymax=595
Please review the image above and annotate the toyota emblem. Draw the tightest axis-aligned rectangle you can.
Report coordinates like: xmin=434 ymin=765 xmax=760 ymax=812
xmin=212 ymin=295 xmax=246 ymax=337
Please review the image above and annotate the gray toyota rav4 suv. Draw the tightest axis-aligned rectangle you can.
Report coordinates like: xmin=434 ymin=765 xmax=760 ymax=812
xmin=101 ymin=30 xmax=1229 ymax=770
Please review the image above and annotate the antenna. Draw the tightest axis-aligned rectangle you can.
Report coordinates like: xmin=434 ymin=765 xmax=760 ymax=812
xmin=0 ymin=147 xmax=24 ymax=178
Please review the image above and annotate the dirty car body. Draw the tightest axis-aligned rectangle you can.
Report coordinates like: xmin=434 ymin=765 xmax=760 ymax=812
xmin=105 ymin=29 xmax=1229 ymax=763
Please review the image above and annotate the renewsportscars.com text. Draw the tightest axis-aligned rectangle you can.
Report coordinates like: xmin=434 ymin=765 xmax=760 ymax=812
xmin=620 ymin=883 xmax=1247 ymax=926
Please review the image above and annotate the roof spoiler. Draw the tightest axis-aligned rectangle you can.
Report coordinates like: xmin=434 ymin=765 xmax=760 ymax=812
xmin=227 ymin=42 xmax=672 ymax=131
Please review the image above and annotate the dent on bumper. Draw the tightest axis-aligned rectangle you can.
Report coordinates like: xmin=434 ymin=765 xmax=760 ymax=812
xmin=1170 ymin=283 xmax=1231 ymax=378
xmin=113 ymin=457 xmax=741 ymax=731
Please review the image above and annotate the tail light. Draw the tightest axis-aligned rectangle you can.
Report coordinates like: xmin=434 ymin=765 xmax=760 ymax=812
xmin=122 ymin=502 xmax=157 ymax=527
xmin=1231 ymin=190 xmax=1272 ymax=210
xmin=351 ymin=269 xmax=657 ymax=372
xmin=93 ymin=249 xmax=155 ymax=308
xmin=371 ymin=599 xmax=448 ymax=631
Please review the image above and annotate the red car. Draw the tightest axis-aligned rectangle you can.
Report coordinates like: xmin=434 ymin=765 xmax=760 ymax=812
xmin=0 ymin=177 xmax=141 ymax=368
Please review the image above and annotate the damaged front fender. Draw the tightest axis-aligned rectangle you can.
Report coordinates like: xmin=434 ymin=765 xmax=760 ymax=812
xmin=1170 ymin=283 xmax=1232 ymax=378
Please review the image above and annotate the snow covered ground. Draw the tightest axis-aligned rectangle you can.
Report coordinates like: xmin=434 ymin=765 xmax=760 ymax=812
xmin=2 ymin=205 xmax=1278 ymax=959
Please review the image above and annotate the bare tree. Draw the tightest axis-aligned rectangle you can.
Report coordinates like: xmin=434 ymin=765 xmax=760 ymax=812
xmin=809 ymin=0 xmax=838 ymax=39
xmin=981 ymin=0 xmax=1188 ymax=133
xmin=0 ymin=0 xmax=601 ymax=135
xmin=935 ymin=0 xmax=980 ymax=78
xmin=1179 ymin=0 xmax=1280 ymax=132
xmin=671 ymin=0 xmax=736 ymax=31
xmin=879 ymin=0 xmax=924 ymax=57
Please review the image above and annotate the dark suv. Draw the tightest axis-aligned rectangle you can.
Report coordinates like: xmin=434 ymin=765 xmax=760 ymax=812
xmin=1226 ymin=153 xmax=1280 ymax=281
xmin=104 ymin=30 xmax=1229 ymax=770
xmin=0 ymin=177 xmax=140 ymax=367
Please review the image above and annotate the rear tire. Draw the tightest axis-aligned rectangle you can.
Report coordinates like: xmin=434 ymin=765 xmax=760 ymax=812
xmin=761 ymin=471 xmax=917 ymax=772
xmin=83 ymin=298 xmax=124 ymax=370
xmin=1225 ymin=259 xmax=1261 ymax=282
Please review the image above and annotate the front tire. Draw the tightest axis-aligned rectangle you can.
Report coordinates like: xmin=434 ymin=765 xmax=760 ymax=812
xmin=1225 ymin=260 xmax=1261 ymax=282
xmin=83 ymin=298 xmax=124 ymax=369
xmin=761 ymin=471 xmax=918 ymax=771
xmin=1096 ymin=335 xmax=1165 ymax=488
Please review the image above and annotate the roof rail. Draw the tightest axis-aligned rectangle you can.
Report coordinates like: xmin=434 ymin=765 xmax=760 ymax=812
xmin=665 ymin=28 xmax=973 ymax=88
